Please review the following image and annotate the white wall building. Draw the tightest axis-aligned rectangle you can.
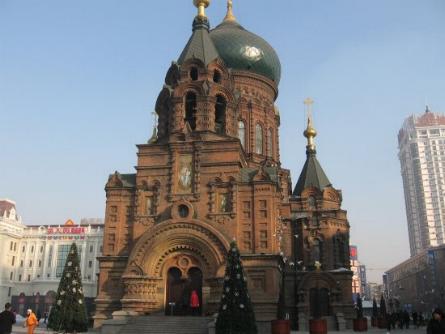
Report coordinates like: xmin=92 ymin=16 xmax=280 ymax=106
xmin=0 ymin=199 xmax=25 ymax=309
xmin=398 ymin=107 xmax=445 ymax=256
xmin=0 ymin=199 xmax=103 ymax=315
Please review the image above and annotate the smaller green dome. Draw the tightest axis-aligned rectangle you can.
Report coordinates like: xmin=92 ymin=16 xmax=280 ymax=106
xmin=210 ymin=21 xmax=281 ymax=84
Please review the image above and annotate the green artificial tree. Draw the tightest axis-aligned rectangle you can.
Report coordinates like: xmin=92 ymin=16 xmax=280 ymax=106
xmin=377 ymin=294 xmax=387 ymax=329
xmin=371 ymin=297 xmax=378 ymax=326
xmin=356 ymin=294 xmax=364 ymax=319
xmin=215 ymin=241 xmax=257 ymax=334
xmin=379 ymin=294 xmax=387 ymax=318
xmin=372 ymin=298 xmax=378 ymax=319
xmin=48 ymin=243 xmax=88 ymax=333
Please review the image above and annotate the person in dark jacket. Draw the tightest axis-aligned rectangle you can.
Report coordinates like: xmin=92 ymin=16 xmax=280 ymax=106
xmin=0 ymin=303 xmax=16 ymax=334
xmin=403 ymin=310 xmax=411 ymax=329
xmin=412 ymin=311 xmax=418 ymax=328
xmin=427 ymin=308 xmax=445 ymax=334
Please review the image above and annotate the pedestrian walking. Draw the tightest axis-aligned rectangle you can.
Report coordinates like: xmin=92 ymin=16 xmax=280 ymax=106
xmin=190 ymin=290 xmax=200 ymax=316
xmin=412 ymin=311 xmax=418 ymax=328
xmin=403 ymin=310 xmax=410 ymax=329
xmin=0 ymin=303 xmax=16 ymax=334
xmin=386 ymin=313 xmax=392 ymax=334
xmin=427 ymin=308 xmax=445 ymax=334
xmin=23 ymin=309 xmax=38 ymax=334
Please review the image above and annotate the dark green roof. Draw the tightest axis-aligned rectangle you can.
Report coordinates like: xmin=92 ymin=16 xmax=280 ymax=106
xmin=120 ymin=174 xmax=136 ymax=187
xmin=178 ymin=17 xmax=219 ymax=66
xmin=210 ymin=20 xmax=281 ymax=83
xmin=293 ymin=151 xmax=331 ymax=195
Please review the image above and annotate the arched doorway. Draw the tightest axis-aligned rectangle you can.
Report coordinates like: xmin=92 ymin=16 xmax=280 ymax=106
xmin=309 ymin=288 xmax=331 ymax=318
xmin=165 ymin=266 xmax=202 ymax=316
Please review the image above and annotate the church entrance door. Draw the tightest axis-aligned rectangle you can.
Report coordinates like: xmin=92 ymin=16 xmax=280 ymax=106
xmin=309 ymin=288 xmax=331 ymax=318
xmin=165 ymin=266 xmax=202 ymax=316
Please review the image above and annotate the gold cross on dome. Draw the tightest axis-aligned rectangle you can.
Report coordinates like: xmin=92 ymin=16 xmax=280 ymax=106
xmin=304 ymin=97 xmax=314 ymax=119
xmin=303 ymin=97 xmax=314 ymax=106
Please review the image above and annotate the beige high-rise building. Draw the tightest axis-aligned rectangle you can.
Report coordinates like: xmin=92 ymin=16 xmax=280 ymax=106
xmin=398 ymin=107 xmax=445 ymax=256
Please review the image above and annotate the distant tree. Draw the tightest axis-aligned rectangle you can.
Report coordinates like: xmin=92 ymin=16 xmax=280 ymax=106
xmin=215 ymin=241 xmax=257 ymax=334
xmin=48 ymin=243 xmax=88 ymax=332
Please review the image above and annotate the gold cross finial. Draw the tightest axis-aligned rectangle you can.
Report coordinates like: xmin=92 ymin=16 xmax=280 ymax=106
xmin=224 ymin=0 xmax=237 ymax=22
xmin=304 ymin=97 xmax=314 ymax=121
xmin=193 ymin=0 xmax=210 ymax=19
xmin=303 ymin=98 xmax=317 ymax=152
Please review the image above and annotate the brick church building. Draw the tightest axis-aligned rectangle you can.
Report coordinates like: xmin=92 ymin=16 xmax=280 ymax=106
xmin=94 ymin=1 xmax=354 ymax=330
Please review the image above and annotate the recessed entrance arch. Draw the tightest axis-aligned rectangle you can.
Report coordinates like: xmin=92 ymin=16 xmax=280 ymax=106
xmin=121 ymin=220 xmax=229 ymax=315
xmin=165 ymin=266 xmax=203 ymax=316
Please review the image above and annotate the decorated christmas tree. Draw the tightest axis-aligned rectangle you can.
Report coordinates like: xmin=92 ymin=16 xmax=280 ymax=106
xmin=379 ymin=294 xmax=386 ymax=318
xmin=48 ymin=243 xmax=88 ymax=333
xmin=372 ymin=298 xmax=378 ymax=319
xmin=356 ymin=293 xmax=364 ymax=319
xmin=215 ymin=241 xmax=257 ymax=334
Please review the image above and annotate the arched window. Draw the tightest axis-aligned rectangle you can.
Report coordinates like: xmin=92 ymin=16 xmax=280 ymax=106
xmin=267 ymin=128 xmax=273 ymax=157
xmin=213 ymin=70 xmax=222 ymax=83
xmin=215 ymin=95 xmax=226 ymax=134
xmin=190 ymin=67 xmax=198 ymax=81
xmin=238 ymin=121 xmax=245 ymax=148
xmin=185 ymin=92 xmax=197 ymax=130
xmin=255 ymin=123 xmax=263 ymax=154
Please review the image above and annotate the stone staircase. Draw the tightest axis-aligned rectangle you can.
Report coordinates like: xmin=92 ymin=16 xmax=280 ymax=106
xmin=118 ymin=316 xmax=212 ymax=334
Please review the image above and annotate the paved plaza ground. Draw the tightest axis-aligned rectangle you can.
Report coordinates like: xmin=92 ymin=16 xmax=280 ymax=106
xmin=10 ymin=325 xmax=428 ymax=334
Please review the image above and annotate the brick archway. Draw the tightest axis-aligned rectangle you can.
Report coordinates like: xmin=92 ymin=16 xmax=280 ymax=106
xmin=120 ymin=219 xmax=229 ymax=314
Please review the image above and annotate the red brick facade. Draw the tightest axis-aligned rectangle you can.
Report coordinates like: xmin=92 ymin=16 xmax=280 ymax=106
xmin=94 ymin=9 xmax=354 ymax=330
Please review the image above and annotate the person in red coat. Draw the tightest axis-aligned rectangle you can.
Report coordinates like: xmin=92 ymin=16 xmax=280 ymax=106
xmin=190 ymin=290 xmax=200 ymax=316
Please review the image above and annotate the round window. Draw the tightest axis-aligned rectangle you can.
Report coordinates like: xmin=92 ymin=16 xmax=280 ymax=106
xmin=178 ymin=204 xmax=189 ymax=218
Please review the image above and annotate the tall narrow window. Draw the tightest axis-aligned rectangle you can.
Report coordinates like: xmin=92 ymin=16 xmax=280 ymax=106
xmin=267 ymin=128 xmax=273 ymax=157
xmin=185 ymin=92 xmax=197 ymax=130
xmin=48 ymin=245 xmax=53 ymax=268
xmin=215 ymin=95 xmax=226 ymax=134
xmin=146 ymin=196 xmax=154 ymax=215
xmin=238 ymin=121 xmax=245 ymax=148
xmin=255 ymin=124 xmax=263 ymax=154
xmin=190 ymin=67 xmax=198 ymax=81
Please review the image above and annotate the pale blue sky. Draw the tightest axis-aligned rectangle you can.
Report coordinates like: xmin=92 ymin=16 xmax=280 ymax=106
xmin=1 ymin=0 xmax=444 ymax=282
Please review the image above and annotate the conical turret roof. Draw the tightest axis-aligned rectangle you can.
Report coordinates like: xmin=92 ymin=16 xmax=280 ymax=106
xmin=293 ymin=150 xmax=331 ymax=196
xmin=178 ymin=17 xmax=219 ymax=66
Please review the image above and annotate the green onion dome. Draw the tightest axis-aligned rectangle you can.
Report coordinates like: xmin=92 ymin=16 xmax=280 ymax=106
xmin=210 ymin=20 xmax=281 ymax=84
